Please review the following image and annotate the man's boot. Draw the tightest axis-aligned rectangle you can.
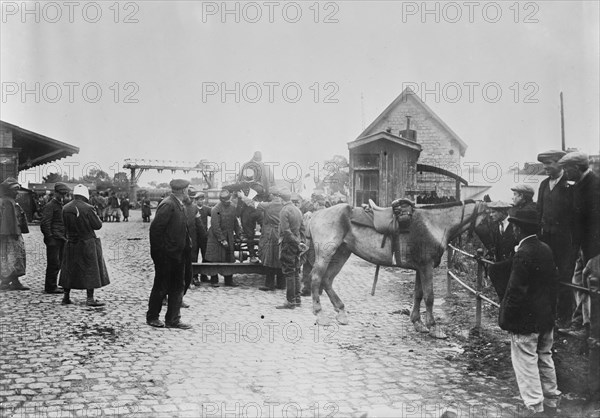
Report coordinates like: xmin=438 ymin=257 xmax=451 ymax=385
xmin=62 ymin=289 xmax=72 ymax=305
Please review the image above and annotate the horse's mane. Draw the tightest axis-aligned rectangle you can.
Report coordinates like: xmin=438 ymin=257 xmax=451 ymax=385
xmin=417 ymin=199 xmax=476 ymax=210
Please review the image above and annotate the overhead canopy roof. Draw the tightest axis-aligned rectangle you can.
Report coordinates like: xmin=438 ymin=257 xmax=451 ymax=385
xmin=1 ymin=120 xmax=79 ymax=170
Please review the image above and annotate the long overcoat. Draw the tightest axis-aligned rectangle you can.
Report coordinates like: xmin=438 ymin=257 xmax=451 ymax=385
xmin=257 ymin=200 xmax=283 ymax=268
xmin=205 ymin=202 xmax=240 ymax=262
xmin=59 ymin=198 xmax=110 ymax=289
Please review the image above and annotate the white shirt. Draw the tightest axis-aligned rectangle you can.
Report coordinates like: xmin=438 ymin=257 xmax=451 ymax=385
xmin=500 ymin=217 xmax=510 ymax=235
xmin=548 ymin=171 xmax=564 ymax=191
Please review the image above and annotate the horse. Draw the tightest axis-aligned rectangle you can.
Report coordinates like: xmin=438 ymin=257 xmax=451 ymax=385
xmin=306 ymin=200 xmax=488 ymax=338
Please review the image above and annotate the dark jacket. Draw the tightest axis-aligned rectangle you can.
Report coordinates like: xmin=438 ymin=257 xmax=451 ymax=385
xmin=537 ymin=174 xmax=573 ymax=238
xmin=41 ymin=198 xmax=66 ymax=245
xmin=475 ymin=218 xmax=515 ymax=261
xmin=572 ymin=171 xmax=600 ymax=263
xmin=149 ymin=194 xmax=191 ymax=262
xmin=205 ymin=201 xmax=240 ymax=262
xmin=184 ymin=201 xmax=207 ymax=255
xmin=279 ymin=202 xmax=305 ymax=246
xmin=59 ymin=198 xmax=109 ymax=289
xmin=492 ymin=236 xmax=558 ymax=334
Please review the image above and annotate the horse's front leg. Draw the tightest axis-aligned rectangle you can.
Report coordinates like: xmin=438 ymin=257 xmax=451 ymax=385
xmin=421 ymin=265 xmax=447 ymax=339
xmin=410 ymin=271 xmax=428 ymax=333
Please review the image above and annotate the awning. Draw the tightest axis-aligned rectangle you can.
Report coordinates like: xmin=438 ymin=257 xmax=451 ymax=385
xmin=1 ymin=120 xmax=79 ymax=170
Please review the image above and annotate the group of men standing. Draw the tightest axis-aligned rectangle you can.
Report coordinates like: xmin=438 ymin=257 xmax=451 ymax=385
xmin=89 ymin=191 xmax=131 ymax=222
xmin=483 ymin=150 xmax=599 ymax=416
xmin=145 ymin=179 xmax=309 ymax=329
xmin=0 ymin=180 xmax=110 ymax=306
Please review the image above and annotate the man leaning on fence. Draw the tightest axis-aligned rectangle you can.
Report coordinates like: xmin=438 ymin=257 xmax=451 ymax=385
xmin=489 ymin=208 xmax=561 ymax=416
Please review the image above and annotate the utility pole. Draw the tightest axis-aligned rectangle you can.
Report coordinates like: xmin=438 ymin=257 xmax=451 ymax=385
xmin=560 ymin=92 xmax=566 ymax=151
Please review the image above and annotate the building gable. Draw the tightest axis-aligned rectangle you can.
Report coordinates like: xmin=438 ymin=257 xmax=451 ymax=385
xmin=358 ymin=88 xmax=467 ymax=157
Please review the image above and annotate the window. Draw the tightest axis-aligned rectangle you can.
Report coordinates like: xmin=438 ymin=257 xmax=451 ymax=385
xmin=355 ymin=170 xmax=379 ymax=206
xmin=354 ymin=154 xmax=379 ymax=169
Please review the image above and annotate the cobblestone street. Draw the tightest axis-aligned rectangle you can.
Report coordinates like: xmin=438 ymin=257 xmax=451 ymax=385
xmin=0 ymin=212 xmax=573 ymax=417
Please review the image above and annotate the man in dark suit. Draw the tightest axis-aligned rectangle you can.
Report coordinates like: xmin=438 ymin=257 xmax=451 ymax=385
xmin=536 ymin=150 xmax=575 ymax=326
xmin=559 ymin=152 xmax=600 ymax=337
xmin=475 ymin=201 xmax=514 ymax=262
xmin=146 ymin=179 xmax=192 ymax=329
xmin=489 ymin=208 xmax=561 ymax=416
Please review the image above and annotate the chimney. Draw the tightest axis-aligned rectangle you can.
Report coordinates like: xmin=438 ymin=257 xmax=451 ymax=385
xmin=400 ymin=116 xmax=417 ymax=141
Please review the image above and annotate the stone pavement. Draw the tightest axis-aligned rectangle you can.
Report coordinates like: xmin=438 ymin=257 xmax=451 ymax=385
xmin=0 ymin=212 xmax=554 ymax=417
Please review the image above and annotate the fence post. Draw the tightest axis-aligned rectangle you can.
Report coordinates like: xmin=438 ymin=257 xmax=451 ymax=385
xmin=475 ymin=248 xmax=484 ymax=329
xmin=447 ymin=243 xmax=453 ymax=296
xmin=589 ymin=276 xmax=600 ymax=400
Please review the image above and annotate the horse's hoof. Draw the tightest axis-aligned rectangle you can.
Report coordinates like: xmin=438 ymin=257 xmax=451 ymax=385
xmin=316 ymin=313 xmax=331 ymax=326
xmin=428 ymin=325 xmax=448 ymax=339
xmin=413 ymin=321 xmax=429 ymax=333
xmin=336 ymin=310 xmax=349 ymax=325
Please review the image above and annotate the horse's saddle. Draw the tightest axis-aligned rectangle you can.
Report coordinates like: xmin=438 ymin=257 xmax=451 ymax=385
xmin=369 ymin=199 xmax=413 ymax=234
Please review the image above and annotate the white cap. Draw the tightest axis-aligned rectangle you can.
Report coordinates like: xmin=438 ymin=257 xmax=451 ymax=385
xmin=73 ymin=184 xmax=89 ymax=200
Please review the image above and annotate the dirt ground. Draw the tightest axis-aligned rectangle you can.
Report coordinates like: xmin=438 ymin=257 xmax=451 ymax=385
xmin=441 ymin=240 xmax=597 ymax=417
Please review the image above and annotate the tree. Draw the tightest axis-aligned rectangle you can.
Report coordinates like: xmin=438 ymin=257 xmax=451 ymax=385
xmin=322 ymin=155 xmax=350 ymax=195
xmin=43 ymin=172 xmax=63 ymax=183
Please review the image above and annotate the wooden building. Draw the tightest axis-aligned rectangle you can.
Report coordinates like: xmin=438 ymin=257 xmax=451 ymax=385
xmin=0 ymin=120 xmax=79 ymax=182
xmin=348 ymin=131 xmax=421 ymax=206
xmin=355 ymin=88 xmax=468 ymax=199
xmin=349 ymin=88 xmax=469 ymax=205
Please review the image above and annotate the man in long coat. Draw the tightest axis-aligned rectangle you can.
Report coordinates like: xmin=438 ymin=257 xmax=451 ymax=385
xmin=184 ymin=193 xmax=207 ymax=288
xmin=257 ymin=187 xmax=284 ymax=291
xmin=536 ymin=150 xmax=575 ymax=326
xmin=489 ymin=208 xmax=561 ymax=416
xmin=0 ymin=178 xmax=30 ymax=291
xmin=59 ymin=185 xmax=109 ymax=306
xmin=141 ymin=193 xmax=152 ymax=222
xmin=475 ymin=201 xmax=514 ymax=262
xmin=276 ymin=188 xmax=306 ymax=309
xmin=146 ymin=179 xmax=192 ymax=329
xmin=559 ymin=152 xmax=600 ymax=337
xmin=205 ymin=189 xmax=240 ymax=287
xmin=41 ymin=182 xmax=70 ymax=294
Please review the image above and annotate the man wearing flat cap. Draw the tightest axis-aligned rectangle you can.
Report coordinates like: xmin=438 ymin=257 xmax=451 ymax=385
xmin=536 ymin=149 xmax=575 ymax=326
xmin=489 ymin=208 xmax=561 ymax=416
xmin=276 ymin=187 xmax=306 ymax=309
xmin=146 ymin=179 xmax=193 ymax=329
xmin=41 ymin=182 xmax=71 ymax=294
xmin=0 ymin=178 xmax=30 ymax=291
xmin=205 ymin=189 xmax=241 ymax=287
xmin=509 ymin=184 xmax=536 ymax=217
xmin=558 ymin=151 xmax=600 ymax=337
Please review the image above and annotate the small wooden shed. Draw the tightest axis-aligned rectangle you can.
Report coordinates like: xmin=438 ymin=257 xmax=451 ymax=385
xmin=348 ymin=131 xmax=422 ymax=207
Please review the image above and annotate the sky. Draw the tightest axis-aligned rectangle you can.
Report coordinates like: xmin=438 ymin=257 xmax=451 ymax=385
xmin=2 ymin=0 xmax=599 ymax=189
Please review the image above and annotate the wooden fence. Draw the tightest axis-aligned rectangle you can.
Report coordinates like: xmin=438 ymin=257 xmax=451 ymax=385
xmin=445 ymin=242 xmax=600 ymax=399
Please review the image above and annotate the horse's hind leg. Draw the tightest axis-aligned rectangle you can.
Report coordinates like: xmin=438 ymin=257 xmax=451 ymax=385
xmin=410 ymin=271 xmax=428 ymax=333
xmin=321 ymin=245 xmax=352 ymax=325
